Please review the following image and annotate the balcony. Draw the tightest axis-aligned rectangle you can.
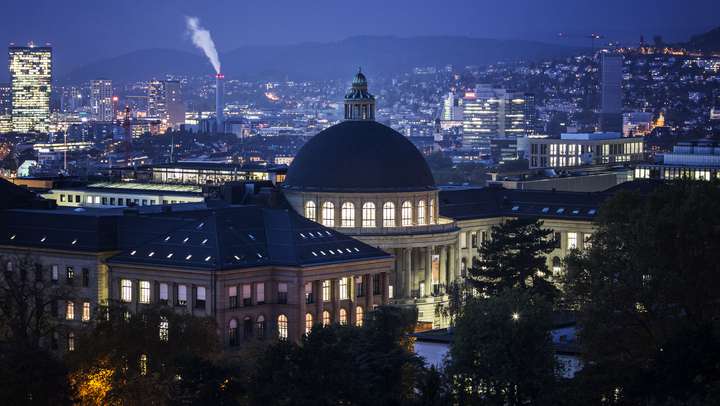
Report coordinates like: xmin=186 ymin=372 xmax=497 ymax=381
xmin=341 ymin=217 xmax=458 ymax=237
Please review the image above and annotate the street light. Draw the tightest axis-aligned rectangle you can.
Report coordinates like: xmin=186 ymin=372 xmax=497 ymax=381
xmin=511 ymin=312 xmax=520 ymax=321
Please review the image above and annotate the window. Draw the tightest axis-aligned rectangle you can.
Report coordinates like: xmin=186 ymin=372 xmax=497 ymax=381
xmin=553 ymin=232 xmax=562 ymax=249
xmin=229 ymin=319 xmax=239 ymax=346
xmin=373 ymin=276 xmax=381 ymax=295
xmin=82 ymin=268 xmax=90 ymax=287
xmin=339 ymin=308 xmax=348 ymax=325
xmin=256 ymin=283 xmax=265 ymax=304
xmin=139 ymin=281 xmax=151 ymax=304
xmin=277 ymin=314 xmax=288 ymax=340
xmin=583 ymin=233 xmax=592 ymax=249
xmin=51 ymin=265 xmax=59 ymax=283
xmin=67 ymin=332 xmax=75 ymax=352
xmin=362 ymin=202 xmax=376 ymax=227
xmin=139 ymin=354 xmax=148 ymax=376
xmin=355 ymin=276 xmax=364 ymax=297
xmin=401 ymin=201 xmax=413 ymax=226
xmin=278 ymin=283 xmax=288 ymax=304
xmin=243 ymin=317 xmax=253 ymax=339
xmin=178 ymin=284 xmax=187 ymax=306
xmin=256 ymin=315 xmax=266 ymax=339
xmin=305 ymin=282 xmax=314 ymax=304
xmin=389 ymin=285 xmax=394 ymax=299
xmin=159 ymin=317 xmax=169 ymax=341
xmin=121 ymin=279 xmax=132 ymax=302
xmin=66 ymin=266 xmax=75 ymax=284
xmin=322 ymin=202 xmax=335 ymax=227
xmin=305 ymin=201 xmax=316 ymax=221
xmin=429 ymin=199 xmax=435 ymax=224
xmin=356 ymin=306 xmax=364 ymax=327
xmin=383 ymin=202 xmax=395 ymax=227
xmin=196 ymin=286 xmax=206 ymax=308
xmin=82 ymin=302 xmax=91 ymax=321
xmin=305 ymin=313 xmax=313 ymax=334
xmin=568 ymin=232 xmax=578 ymax=249
xmin=552 ymin=257 xmax=563 ymax=278
xmin=66 ymin=301 xmax=75 ymax=320
xmin=417 ymin=200 xmax=426 ymax=225
xmin=242 ymin=284 xmax=252 ymax=306
xmin=159 ymin=283 xmax=169 ymax=304
xmin=322 ymin=310 xmax=331 ymax=327
xmin=322 ymin=280 xmax=331 ymax=302
xmin=339 ymin=277 xmax=349 ymax=300
xmin=341 ymin=202 xmax=355 ymax=228
xmin=471 ymin=232 xmax=478 ymax=248
xmin=229 ymin=286 xmax=238 ymax=309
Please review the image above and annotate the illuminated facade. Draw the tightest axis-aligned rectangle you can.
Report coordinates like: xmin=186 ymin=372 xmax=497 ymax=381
xmin=520 ymin=132 xmax=644 ymax=169
xmin=9 ymin=44 xmax=52 ymax=133
xmin=90 ymin=79 xmax=113 ymax=122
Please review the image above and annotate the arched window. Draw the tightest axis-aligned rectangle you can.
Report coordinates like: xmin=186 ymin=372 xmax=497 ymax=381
xmin=339 ymin=308 xmax=348 ymax=325
xmin=552 ymin=257 xmax=563 ymax=278
xmin=304 ymin=201 xmax=316 ymax=221
xmin=229 ymin=318 xmax=239 ymax=346
xmin=322 ymin=310 xmax=331 ymax=327
xmin=67 ymin=332 xmax=75 ymax=352
xmin=322 ymin=202 xmax=335 ymax=227
xmin=277 ymin=314 xmax=288 ymax=340
xmin=383 ymin=202 xmax=395 ymax=227
xmin=243 ymin=316 xmax=253 ymax=339
xmin=355 ymin=306 xmax=364 ymax=327
xmin=341 ymin=202 xmax=355 ymax=228
xmin=429 ymin=199 xmax=435 ymax=224
xmin=401 ymin=201 xmax=413 ymax=226
xmin=417 ymin=200 xmax=426 ymax=225
xmin=305 ymin=313 xmax=313 ymax=335
xmin=256 ymin=315 xmax=266 ymax=339
xmin=362 ymin=202 xmax=376 ymax=228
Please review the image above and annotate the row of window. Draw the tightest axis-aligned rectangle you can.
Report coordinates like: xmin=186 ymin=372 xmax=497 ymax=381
xmin=305 ymin=199 xmax=436 ymax=228
xmin=120 ymin=279 xmax=207 ymax=308
xmin=60 ymin=300 xmax=92 ymax=322
xmin=59 ymin=193 xmax=189 ymax=206
xmin=48 ymin=264 xmax=91 ymax=287
xmin=460 ymin=230 xmax=591 ymax=251
xmin=228 ymin=282 xmax=272 ymax=308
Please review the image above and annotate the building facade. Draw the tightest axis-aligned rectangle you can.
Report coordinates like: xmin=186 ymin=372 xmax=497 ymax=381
xmin=9 ymin=43 xmax=52 ymax=133
xmin=90 ymin=79 xmax=113 ymax=122
xmin=635 ymin=140 xmax=720 ymax=180
xmin=520 ymin=132 xmax=644 ymax=170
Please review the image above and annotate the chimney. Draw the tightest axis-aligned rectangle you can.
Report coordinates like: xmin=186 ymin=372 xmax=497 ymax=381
xmin=215 ymin=73 xmax=224 ymax=132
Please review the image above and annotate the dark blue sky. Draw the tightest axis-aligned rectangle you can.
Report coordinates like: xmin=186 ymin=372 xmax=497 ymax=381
xmin=1 ymin=0 xmax=719 ymax=79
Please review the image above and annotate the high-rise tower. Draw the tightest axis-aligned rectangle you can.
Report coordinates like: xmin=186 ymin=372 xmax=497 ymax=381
xmin=90 ymin=79 xmax=113 ymax=122
xmin=599 ymin=54 xmax=623 ymax=133
xmin=9 ymin=43 xmax=52 ymax=133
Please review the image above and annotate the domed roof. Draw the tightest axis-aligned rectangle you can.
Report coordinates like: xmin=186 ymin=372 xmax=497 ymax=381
xmin=284 ymin=120 xmax=436 ymax=193
xmin=352 ymin=70 xmax=368 ymax=87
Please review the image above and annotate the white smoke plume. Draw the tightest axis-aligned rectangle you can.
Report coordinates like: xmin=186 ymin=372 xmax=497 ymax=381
xmin=185 ymin=16 xmax=221 ymax=74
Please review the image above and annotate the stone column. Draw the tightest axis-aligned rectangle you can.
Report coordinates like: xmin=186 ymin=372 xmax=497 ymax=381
xmin=298 ymin=280 xmax=307 ymax=338
xmin=314 ymin=280 xmax=324 ymax=323
xmin=381 ymin=272 xmax=389 ymax=304
xmin=440 ymin=245 xmax=448 ymax=293
xmin=365 ymin=274 xmax=374 ymax=309
xmin=332 ymin=278 xmax=340 ymax=323
xmin=425 ymin=246 xmax=433 ymax=297
xmin=404 ymin=248 xmax=412 ymax=298
xmin=449 ymin=243 xmax=458 ymax=282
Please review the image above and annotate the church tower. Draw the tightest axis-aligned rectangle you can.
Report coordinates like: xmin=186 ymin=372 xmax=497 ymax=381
xmin=344 ymin=69 xmax=375 ymax=121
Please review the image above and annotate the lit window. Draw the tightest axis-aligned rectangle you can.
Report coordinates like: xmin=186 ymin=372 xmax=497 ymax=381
xmin=429 ymin=199 xmax=435 ymax=224
xmin=383 ymin=202 xmax=395 ymax=227
xmin=67 ymin=332 xmax=75 ymax=352
xmin=139 ymin=354 xmax=148 ymax=376
xmin=256 ymin=315 xmax=266 ymax=339
xmin=278 ymin=283 xmax=288 ymax=304
xmin=242 ymin=284 xmax=251 ymax=306
xmin=583 ymin=233 xmax=593 ymax=249
xmin=401 ymin=201 xmax=413 ymax=226
xmin=322 ymin=310 xmax=331 ymax=327
xmin=51 ymin=265 xmax=59 ymax=282
xmin=339 ymin=308 xmax=348 ymax=325
xmin=568 ymin=232 xmax=578 ymax=249
xmin=339 ymin=277 xmax=349 ymax=300
xmin=178 ymin=284 xmax=187 ymax=305
xmin=159 ymin=283 xmax=169 ymax=303
xmin=389 ymin=285 xmax=394 ymax=299
xmin=121 ymin=279 xmax=132 ymax=302
xmin=82 ymin=302 xmax=91 ymax=321
xmin=139 ymin=281 xmax=151 ymax=304
xmin=322 ymin=202 xmax=335 ymax=227
xmin=66 ymin=301 xmax=75 ymax=320
xmin=552 ymin=257 xmax=563 ymax=278
xmin=277 ymin=314 xmax=288 ymax=340
xmin=356 ymin=306 xmax=364 ymax=326
xmin=196 ymin=286 xmax=206 ymax=308
xmin=417 ymin=200 xmax=426 ymax=225
xmin=305 ymin=313 xmax=313 ymax=334
xmin=228 ymin=319 xmax=239 ymax=346
xmin=322 ymin=280 xmax=331 ymax=302
xmin=229 ymin=286 xmax=238 ymax=309
xmin=459 ymin=232 xmax=467 ymax=249
xmin=159 ymin=317 xmax=169 ymax=341
xmin=304 ymin=201 xmax=316 ymax=221
xmin=256 ymin=283 xmax=265 ymax=304
xmin=362 ymin=202 xmax=376 ymax=227
xmin=341 ymin=202 xmax=355 ymax=228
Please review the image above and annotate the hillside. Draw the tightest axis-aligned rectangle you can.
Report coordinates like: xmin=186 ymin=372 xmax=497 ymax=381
xmin=682 ymin=26 xmax=720 ymax=52
xmin=61 ymin=36 xmax=580 ymax=83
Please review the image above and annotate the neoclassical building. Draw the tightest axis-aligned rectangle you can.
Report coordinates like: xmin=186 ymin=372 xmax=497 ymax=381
xmin=283 ymin=71 xmax=605 ymax=325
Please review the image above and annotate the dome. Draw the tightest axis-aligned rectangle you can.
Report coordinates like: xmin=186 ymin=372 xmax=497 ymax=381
xmin=284 ymin=120 xmax=436 ymax=193
xmin=352 ymin=70 xmax=368 ymax=87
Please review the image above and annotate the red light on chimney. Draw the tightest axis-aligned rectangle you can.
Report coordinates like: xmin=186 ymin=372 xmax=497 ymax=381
xmin=216 ymin=73 xmax=225 ymax=79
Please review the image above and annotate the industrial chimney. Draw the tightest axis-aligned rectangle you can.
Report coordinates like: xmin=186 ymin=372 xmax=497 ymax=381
xmin=215 ymin=73 xmax=224 ymax=132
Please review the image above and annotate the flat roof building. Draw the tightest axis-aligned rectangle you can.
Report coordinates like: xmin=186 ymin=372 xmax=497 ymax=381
xmin=519 ymin=132 xmax=644 ymax=170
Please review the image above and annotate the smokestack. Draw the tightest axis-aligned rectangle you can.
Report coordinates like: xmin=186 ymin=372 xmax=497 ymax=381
xmin=216 ymin=73 xmax=224 ymax=132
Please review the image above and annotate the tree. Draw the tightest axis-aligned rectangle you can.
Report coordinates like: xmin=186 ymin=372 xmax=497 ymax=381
xmin=0 ymin=254 xmax=73 ymax=404
xmin=468 ymin=217 xmax=559 ymax=301
xmin=446 ymin=289 xmax=558 ymax=406
xmin=67 ymin=304 xmax=232 ymax=405
xmin=564 ymin=180 xmax=720 ymax=404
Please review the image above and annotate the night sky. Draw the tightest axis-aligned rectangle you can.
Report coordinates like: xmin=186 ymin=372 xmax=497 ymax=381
xmin=1 ymin=0 xmax=719 ymax=80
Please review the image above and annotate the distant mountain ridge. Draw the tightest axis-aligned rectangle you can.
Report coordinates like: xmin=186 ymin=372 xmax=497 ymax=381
xmin=682 ymin=26 xmax=720 ymax=52
xmin=60 ymin=36 xmax=580 ymax=83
